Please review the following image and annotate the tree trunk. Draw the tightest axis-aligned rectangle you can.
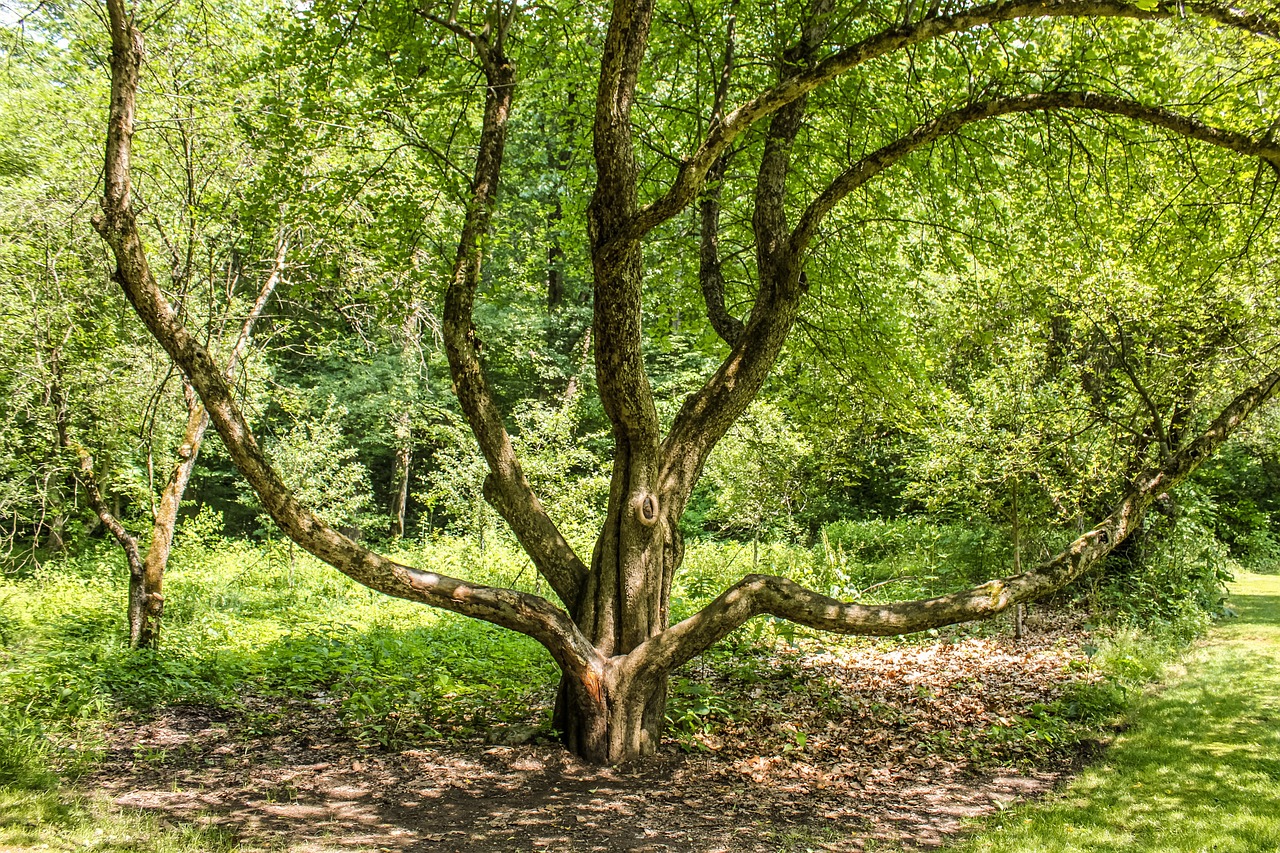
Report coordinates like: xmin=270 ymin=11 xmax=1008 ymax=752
xmin=1011 ymin=479 xmax=1024 ymax=641
xmin=391 ymin=410 xmax=412 ymax=539
xmin=554 ymin=566 xmax=675 ymax=762
xmin=129 ymin=391 xmax=207 ymax=647
xmin=553 ymin=451 xmax=681 ymax=763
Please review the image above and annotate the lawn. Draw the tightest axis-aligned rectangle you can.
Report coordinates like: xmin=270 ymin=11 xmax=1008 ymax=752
xmin=954 ymin=571 xmax=1280 ymax=853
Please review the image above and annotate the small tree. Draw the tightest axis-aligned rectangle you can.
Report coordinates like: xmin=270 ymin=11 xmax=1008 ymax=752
xmin=703 ymin=402 xmax=811 ymax=560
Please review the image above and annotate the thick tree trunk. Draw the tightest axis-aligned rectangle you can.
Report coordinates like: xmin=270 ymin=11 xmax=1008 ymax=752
xmin=555 ymin=496 xmax=679 ymax=763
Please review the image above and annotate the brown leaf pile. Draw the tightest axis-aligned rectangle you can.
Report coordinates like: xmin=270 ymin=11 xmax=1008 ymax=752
xmin=88 ymin=611 xmax=1106 ymax=852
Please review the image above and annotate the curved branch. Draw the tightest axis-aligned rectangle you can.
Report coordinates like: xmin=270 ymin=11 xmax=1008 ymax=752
xmin=792 ymin=92 xmax=1280 ymax=251
xmin=660 ymin=91 xmax=1280 ymax=524
xmin=431 ymin=16 xmax=588 ymax=608
xmin=657 ymin=0 xmax=832 ymax=516
xmin=620 ymin=0 xmax=1280 ymax=246
xmin=92 ymin=0 xmax=598 ymax=681
xmin=699 ymin=3 xmax=744 ymax=347
xmin=632 ymin=367 xmax=1280 ymax=680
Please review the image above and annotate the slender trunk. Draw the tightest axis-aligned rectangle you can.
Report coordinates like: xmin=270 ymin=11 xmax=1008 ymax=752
xmin=44 ymin=514 xmax=67 ymax=553
xmin=547 ymin=199 xmax=566 ymax=312
xmin=130 ymin=237 xmax=284 ymax=648
xmin=391 ymin=410 xmax=412 ymax=538
xmin=391 ymin=301 xmax=423 ymax=539
xmin=130 ymin=388 xmax=207 ymax=647
xmin=1011 ymin=479 xmax=1024 ymax=641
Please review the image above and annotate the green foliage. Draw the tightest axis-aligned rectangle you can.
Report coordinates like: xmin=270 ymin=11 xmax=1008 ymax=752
xmin=815 ymin=517 xmax=1013 ymax=600
xmin=1193 ymin=419 xmax=1280 ymax=568
xmin=255 ymin=397 xmax=375 ymax=532
xmin=416 ymin=408 xmax=494 ymax=541
xmin=0 ymin=706 xmax=58 ymax=791
xmin=0 ymin=785 xmax=240 ymax=852
xmin=1092 ymin=508 xmax=1238 ymax=640
xmin=701 ymin=401 xmax=812 ymax=543
xmin=665 ymin=677 xmax=736 ymax=751
xmin=509 ymin=401 xmax=609 ymax=552
xmin=0 ymin=528 xmax=559 ymax=751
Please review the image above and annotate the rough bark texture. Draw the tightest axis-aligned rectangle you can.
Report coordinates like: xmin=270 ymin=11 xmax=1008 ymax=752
xmin=96 ymin=0 xmax=1280 ymax=765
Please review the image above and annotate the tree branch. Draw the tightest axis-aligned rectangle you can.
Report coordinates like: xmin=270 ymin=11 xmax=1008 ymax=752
xmin=137 ymin=232 xmax=290 ymax=646
xmin=631 ymin=367 xmax=1280 ymax=680
xmin=589 ymin=0 xmax=662 ymax=453
xmin=92 ymin=0 xmax=599 ymax=681
xmin=618 ymin=0 xmax=1280 ymax=246
xmin=660 ymin=90 xmax=1280 ymax=529
xmin=789 ymin=91 xmax=1280 ymax=253
xmin=428 ymin=9 xmax=588 ymax=608
xmin=699 ymin=3 xmax=744 ymax=347
xmin=49 ymin=358 xmax=144 ymax=582
xmin=658 ymin=0 xmax=832 ymax=517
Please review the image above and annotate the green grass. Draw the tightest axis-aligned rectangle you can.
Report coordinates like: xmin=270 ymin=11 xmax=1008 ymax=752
xmin=0 ymin=788 xmax=245 ymax=853
xmin=0 ymin=525 xmax=1258 ymax=850
xmin=953 ymin=571 xmax=1280 ymax=852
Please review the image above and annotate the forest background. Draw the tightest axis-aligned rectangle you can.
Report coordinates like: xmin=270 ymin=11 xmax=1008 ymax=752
xmin=4 ymin=0 xmax=1280 ymax=779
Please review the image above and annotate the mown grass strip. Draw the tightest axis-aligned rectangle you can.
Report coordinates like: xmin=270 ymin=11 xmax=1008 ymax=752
xmin=954 ymin=571 xmax=1280 ymax=853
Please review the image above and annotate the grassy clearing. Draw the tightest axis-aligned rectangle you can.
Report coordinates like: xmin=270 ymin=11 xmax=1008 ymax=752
xmin=0 ymin=788 xmax=242 ymax=853
xmin=953 ymin=571 xmax=1280 ymax=853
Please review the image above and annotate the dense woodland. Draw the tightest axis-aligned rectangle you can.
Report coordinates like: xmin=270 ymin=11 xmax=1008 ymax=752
xmin=4 ymin=0 xmax=1280 ymax=771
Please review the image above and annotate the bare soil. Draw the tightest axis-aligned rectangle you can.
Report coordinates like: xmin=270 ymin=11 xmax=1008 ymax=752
xmin=87 ymin=613 xmax=1106 ymax=852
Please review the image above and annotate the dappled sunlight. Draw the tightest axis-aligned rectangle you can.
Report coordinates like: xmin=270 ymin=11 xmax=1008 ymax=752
xmin=957 ymin=572 xmax=1280 ymax=852
xmin=77 ymin=611 xmax=1102 ymax=852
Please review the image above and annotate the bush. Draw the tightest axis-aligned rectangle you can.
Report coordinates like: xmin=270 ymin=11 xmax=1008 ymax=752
xmin=814 ymin=517 xmax=1011 ymax=600
xmin=1093 ymin=511 xmax=1236 ymax=641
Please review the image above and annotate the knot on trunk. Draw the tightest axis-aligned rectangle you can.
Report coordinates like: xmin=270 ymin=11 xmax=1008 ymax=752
xmin=633 ymin=492 xmax=659 ymax=525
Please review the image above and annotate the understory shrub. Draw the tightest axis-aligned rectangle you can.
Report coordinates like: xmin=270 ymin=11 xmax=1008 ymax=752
xmin=0 ymin=705 xmax=57 ymax=791
xmin=1092 ymin=513 xmax=1237 ymax=641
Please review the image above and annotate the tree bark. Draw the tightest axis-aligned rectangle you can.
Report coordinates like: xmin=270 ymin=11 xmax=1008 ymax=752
xmin=390 ymin=300 xmax=424 ymax=539
xmin=130 ymin=237 xmax=285 ymax=648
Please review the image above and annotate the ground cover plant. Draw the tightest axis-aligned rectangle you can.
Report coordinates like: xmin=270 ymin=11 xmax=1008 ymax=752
xmin=6 ymin=0 xmax=1280 ymax=842
xmin=85 ymin=0 xmax=1280 ymax=765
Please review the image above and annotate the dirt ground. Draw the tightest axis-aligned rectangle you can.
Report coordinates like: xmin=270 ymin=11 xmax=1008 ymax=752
xmin=88 ymin=614 xmax=1105 ymax=852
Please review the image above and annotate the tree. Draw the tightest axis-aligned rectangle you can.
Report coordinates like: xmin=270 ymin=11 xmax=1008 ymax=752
xmin=94 ymin=0 xmax=1280 ymax=763
xmin=0 ymin=1 xmax=288 ymax=646
xmin=57 ymin=243 xmax=283 ymax=648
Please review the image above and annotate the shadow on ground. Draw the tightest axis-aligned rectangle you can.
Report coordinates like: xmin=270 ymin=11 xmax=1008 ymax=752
xmin=88 ymin=621 xmax=1099 ymax=853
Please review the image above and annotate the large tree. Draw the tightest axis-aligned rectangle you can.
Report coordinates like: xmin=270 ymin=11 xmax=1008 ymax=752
xmin=95 ymin=0 xmax=1280 ymax=763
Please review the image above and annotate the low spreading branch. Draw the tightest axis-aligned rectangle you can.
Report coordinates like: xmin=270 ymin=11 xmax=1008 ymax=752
xmin=629 ymin=367 xmax=1280 ymax=681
